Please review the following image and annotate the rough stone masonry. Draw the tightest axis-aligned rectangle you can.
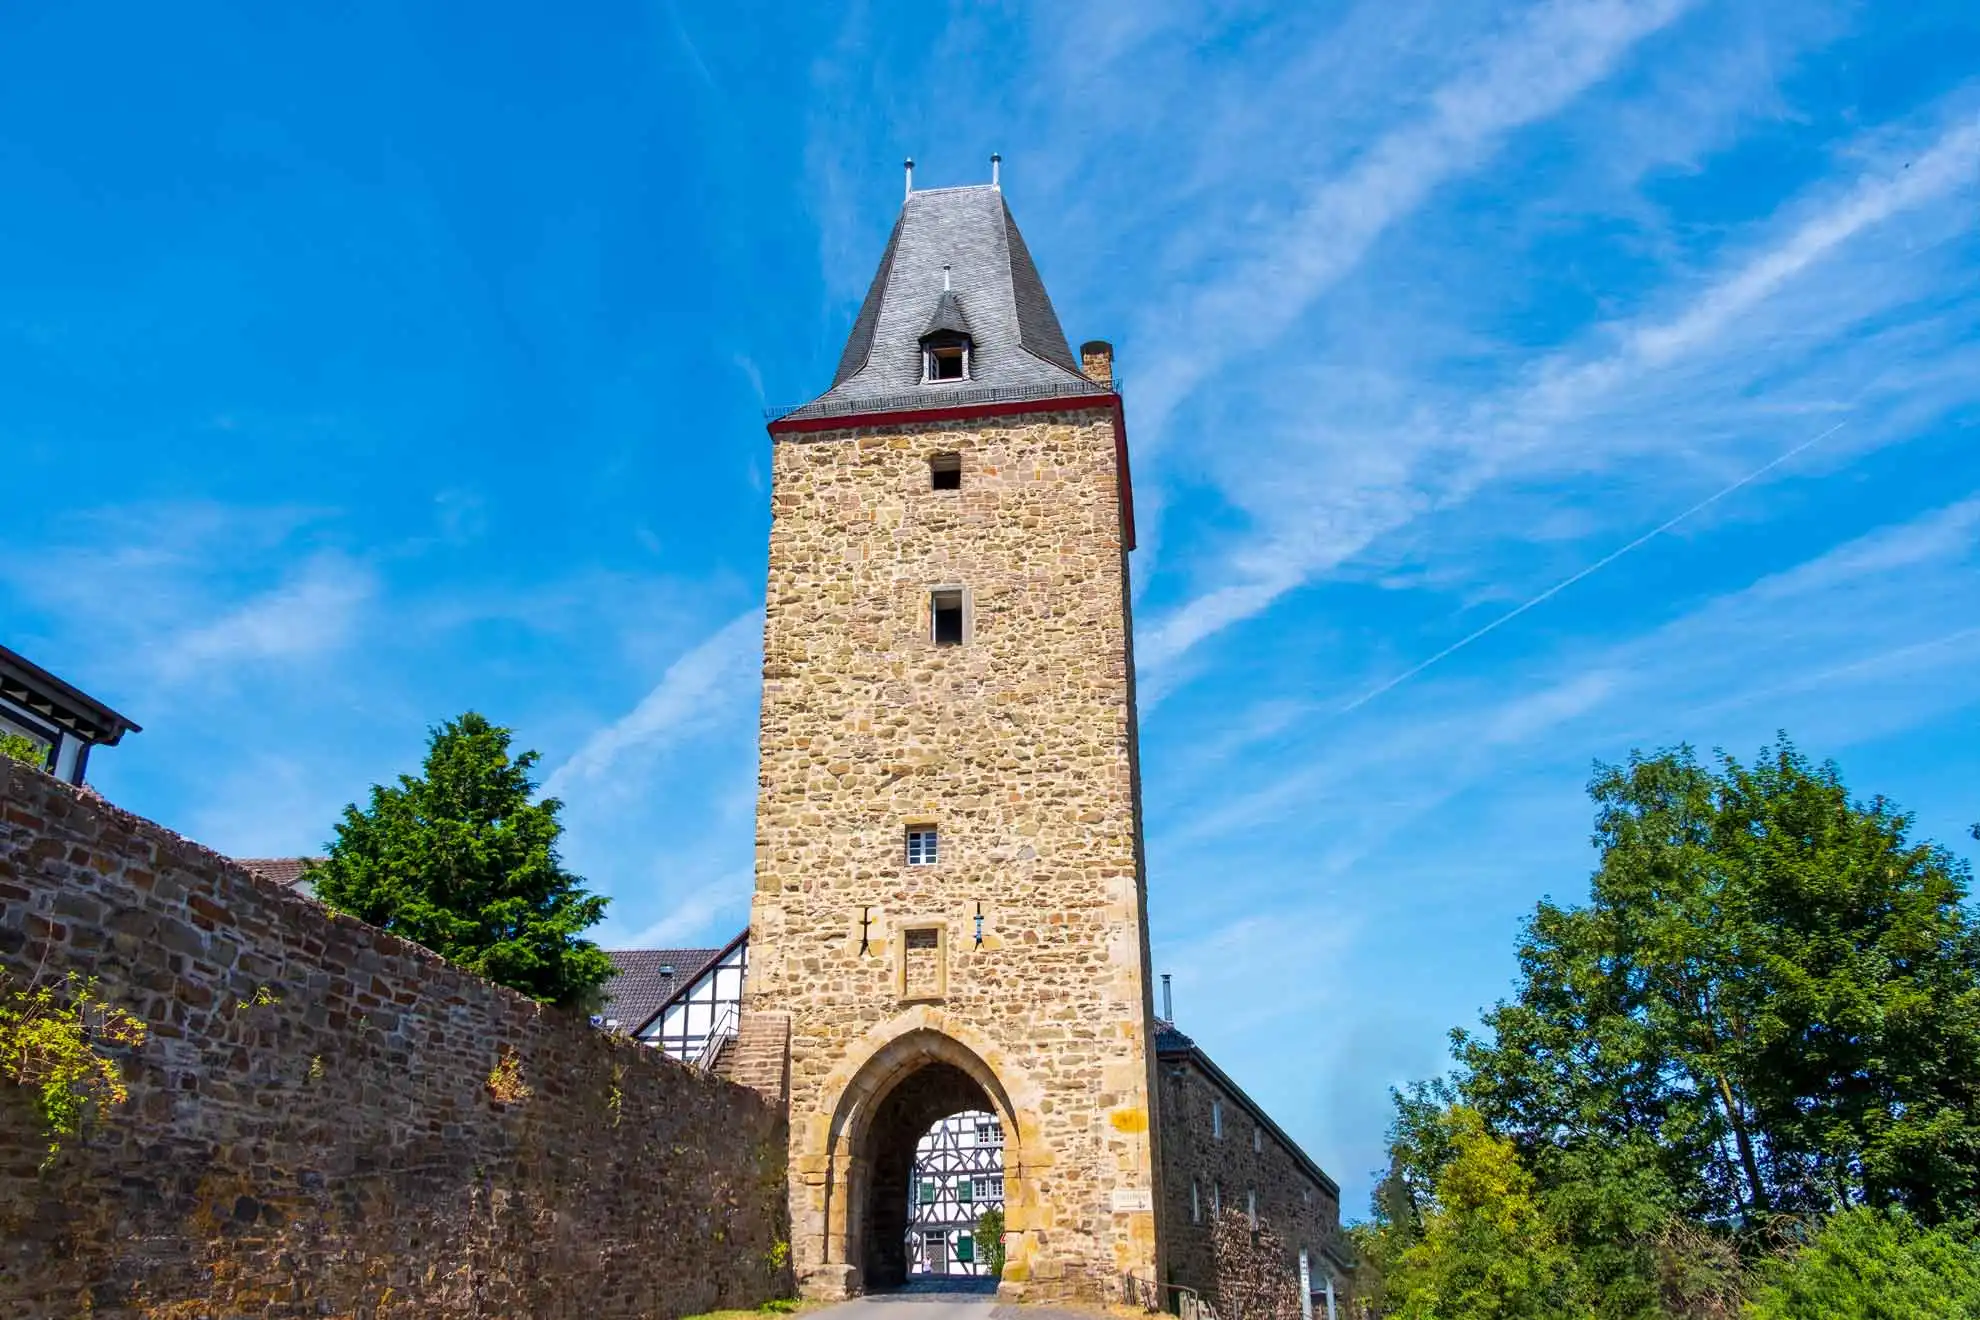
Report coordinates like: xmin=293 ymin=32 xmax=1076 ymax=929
xmin=0 ymin=760 xmax=792 ymax=1319
xmin=748 ymin=401 xmax=1162 ymax=1303
xmin=739 ymin=174 xmax=1346 ymax=1310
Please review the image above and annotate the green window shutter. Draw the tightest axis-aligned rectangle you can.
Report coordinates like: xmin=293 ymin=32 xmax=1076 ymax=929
xmin=957 ymin=1235 xmax=975 ymax=1263
xmin=920 ymin=1180 xmax=937 ymax=1205
xmin=959 ymin=1179 xmax=974 ymax=1203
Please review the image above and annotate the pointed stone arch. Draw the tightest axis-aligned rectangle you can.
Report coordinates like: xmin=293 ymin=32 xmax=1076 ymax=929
xmin=793 ymin=1008 xmax=1047 ymax=1297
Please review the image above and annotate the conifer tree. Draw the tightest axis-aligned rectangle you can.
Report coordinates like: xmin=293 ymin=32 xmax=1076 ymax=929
xmin=311 ymin=713 xmax=613 ymax=1009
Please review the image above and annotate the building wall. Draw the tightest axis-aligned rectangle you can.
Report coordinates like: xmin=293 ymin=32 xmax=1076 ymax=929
xmin=906 ymin=1111 xmax=1006 ymax=1276
xmin=747 ymin=406 xmax=1162 ymax=1301
xmin=0 ymin=762 xmax=791 ymax=1320
xmin=1157 ymin=1053 xmax=1344 ymax=1312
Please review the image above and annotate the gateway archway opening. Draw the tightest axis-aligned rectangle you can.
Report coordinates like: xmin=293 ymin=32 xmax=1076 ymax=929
xmin=857 ymin=1061 xmax=1005 ymax=1291
xmin=904 ymin=1109 xmax=1005 ymax=1280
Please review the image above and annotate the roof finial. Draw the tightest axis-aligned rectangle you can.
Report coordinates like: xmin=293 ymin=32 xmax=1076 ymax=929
xmin=943 ymin=263 xmax=952 ymax=292
xmin=904 ymin=157 xmax=915 ymax=201
xmin=991 ymin=152 xmax=1002 ymax=190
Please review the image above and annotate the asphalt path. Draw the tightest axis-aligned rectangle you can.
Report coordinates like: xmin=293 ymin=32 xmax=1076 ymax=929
xmin=804 ymin=1279 xmax=1102 ymax=1320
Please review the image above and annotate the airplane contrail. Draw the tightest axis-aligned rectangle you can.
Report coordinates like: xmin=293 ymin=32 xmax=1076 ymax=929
xmin=1338 ymin=418 xmax=1851 ymax=716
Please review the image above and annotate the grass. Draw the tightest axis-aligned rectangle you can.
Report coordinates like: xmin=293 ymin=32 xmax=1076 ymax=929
xmin=682 ymin=1300 xmax=808 ymax=1320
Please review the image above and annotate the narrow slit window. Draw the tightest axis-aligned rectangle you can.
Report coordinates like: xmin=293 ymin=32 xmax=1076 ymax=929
xmin=906 ymin=827 xmax=939 ymax=866
xmin=931 ymin=589 xmax=965 ymax=646
xmin=1247 ymin=1188 xmax=1258 ymax=1228
xmin=1191 ymin=1179 xmax=1201 ymax=1223
xmin=930 ymin=452 xmax=962 ymax=490
xmin=1212 ymin=1099 xmax=1224 ymax=1139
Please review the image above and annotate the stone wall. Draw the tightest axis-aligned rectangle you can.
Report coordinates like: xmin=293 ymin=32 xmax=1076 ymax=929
xmin=0 ymin=761 xmax=791 ymax=1319
xmin=1157 ymin=1046 xmax=1346 ymax=1313
xmin=747 ymin=404 xmax=1163 ymax=1301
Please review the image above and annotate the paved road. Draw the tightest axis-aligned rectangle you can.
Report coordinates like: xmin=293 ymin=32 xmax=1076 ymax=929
xmin=806 ymin=1280 xmax=1098 ymax=1320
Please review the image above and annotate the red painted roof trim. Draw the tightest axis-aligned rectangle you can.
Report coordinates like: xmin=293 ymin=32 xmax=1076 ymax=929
xmin=767 ymin=393 xmax=1137 ymax=551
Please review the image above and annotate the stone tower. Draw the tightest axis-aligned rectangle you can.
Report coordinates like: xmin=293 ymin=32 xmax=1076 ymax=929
xmin=743 ymin=176 xmax=1161 ymax=1303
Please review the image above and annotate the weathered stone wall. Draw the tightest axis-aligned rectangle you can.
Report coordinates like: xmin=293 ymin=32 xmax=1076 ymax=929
xmin=747 ymin=405 xmax=1163 ymax=1301
xmin=0 ymin=762 xmax=792 ymax=1319
xmin=1157 ymin=1051 xmax=1345 ymax=1312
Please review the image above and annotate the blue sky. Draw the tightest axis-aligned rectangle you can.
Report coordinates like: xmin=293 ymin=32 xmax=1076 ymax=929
xmin=4 ymin=2 xmax=1978 ymax=1215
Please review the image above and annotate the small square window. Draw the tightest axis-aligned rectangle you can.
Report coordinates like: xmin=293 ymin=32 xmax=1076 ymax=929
xmin=926 ymin=342 xmax=968 ymax=381
xmin=931 ymin=589 xmax=964 ymax=646
xmin=907 ymin=828 xmax=939 ymax=866
xmin=930 ymin=452 xmax=962 ymax=490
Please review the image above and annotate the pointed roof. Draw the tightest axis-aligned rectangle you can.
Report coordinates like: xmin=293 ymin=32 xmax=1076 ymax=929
xmin=782 ymin=185 xmax=1108 ymax=423
xmin=921 ymin=288 xmax=973 ymax=339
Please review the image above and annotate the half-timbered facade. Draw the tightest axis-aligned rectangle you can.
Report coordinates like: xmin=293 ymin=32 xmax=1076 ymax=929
xmin=905 ymin=1111 xmax=1005 ymax=1277
xmin=598 ymin=931 xmax=748 ymax=1064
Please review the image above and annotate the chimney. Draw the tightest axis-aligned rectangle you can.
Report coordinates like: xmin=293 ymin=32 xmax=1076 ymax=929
xmin=1080 ymin=339 xmax=1114 ymax=389
xmin=1161 ymin=973 xmax=1173 ymax=1023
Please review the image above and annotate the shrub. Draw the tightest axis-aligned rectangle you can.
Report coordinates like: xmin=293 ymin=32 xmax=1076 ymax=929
xmin=1 ymin=974 xmax=148 ymax=1164
xmin=1747 ymin=1206 xmax=1980 ymax=1320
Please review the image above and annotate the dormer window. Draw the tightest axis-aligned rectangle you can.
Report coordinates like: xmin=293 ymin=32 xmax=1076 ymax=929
xmin=923 ymin=332 xmax=971 ymax=383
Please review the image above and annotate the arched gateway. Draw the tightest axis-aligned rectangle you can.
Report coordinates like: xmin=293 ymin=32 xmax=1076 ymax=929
xmin=819 ymin=1025 xmax=1023 ymax=1292
xmin=741 ymin=176 xmax=1162 ymax=1303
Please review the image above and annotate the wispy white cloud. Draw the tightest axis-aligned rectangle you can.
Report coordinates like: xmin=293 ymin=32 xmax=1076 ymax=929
xmin=1130 ymin=0 xmax=1700 ymax=440
xmin=604 ymin=869 xmax=751 ymax=949
xmin=1159 ymin=491 xmax=1980 ymax=859
xmin=1137 ymin=102 xmax=1980 ymax=679
xmin=543 ymin=608 xmax=762 ymax=798
xmin=153 ymin=552 xmax=374 ymax=684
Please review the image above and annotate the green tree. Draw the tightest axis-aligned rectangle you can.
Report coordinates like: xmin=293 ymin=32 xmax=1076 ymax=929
xmin=0 ymin=731 xmax=48 ymax=769
xmin=1746 ymin=1207 xmax=1980 ymax=1320
xmin=975 ymin=1206 xmax=1006 ymax=1280
xmin=312 ymin=712 xmax=613 ymax=1009
xmin=1455 ymin=739 xmax=1980 ymax=1228
xmin=1384 ymin=1107 xmax=1593 ymax=1320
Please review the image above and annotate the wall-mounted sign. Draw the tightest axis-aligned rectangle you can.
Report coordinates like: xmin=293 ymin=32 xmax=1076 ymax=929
xmin=1110 ymin=1188 xmax=1153 ymax=1213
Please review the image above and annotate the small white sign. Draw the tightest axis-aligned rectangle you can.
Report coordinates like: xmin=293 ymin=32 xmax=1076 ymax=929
xmin=1110 ymin=1188 xmax=1153 ymax=1213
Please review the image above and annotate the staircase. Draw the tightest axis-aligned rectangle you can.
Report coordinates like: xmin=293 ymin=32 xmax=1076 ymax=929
xmin=717 ymin=1010 xmax=791 ymax=1102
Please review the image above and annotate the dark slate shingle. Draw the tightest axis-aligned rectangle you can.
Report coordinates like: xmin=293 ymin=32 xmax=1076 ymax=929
xmin=598 ymin=947 xmax=723 ymax=1033
xmin=788 ymin=185 xmax=1106 ymax=422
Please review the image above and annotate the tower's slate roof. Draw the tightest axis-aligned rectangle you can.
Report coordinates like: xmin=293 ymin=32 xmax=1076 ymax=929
xmin=785 ymin=185 xmax=1106 ymax=423
xmin=922 ymin=288 xmax=973 ymax=339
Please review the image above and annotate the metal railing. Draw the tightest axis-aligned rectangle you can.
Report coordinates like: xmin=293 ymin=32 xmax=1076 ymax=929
xmin=766 ymin=377 xmax=1122 ymax=424
xmin=692 ymin=1005 xmax=740 ymax=1072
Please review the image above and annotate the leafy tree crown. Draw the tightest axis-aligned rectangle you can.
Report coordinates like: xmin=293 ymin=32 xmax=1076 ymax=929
xmin=311 ymin=712 xmax=613 ymax=1009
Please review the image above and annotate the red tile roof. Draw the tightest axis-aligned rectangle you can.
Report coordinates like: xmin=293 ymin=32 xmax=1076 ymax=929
xmin=235 ymin=857 xmax=321 ymax=889
xmin=598 ymin=947 xmax=725 ymax=1033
